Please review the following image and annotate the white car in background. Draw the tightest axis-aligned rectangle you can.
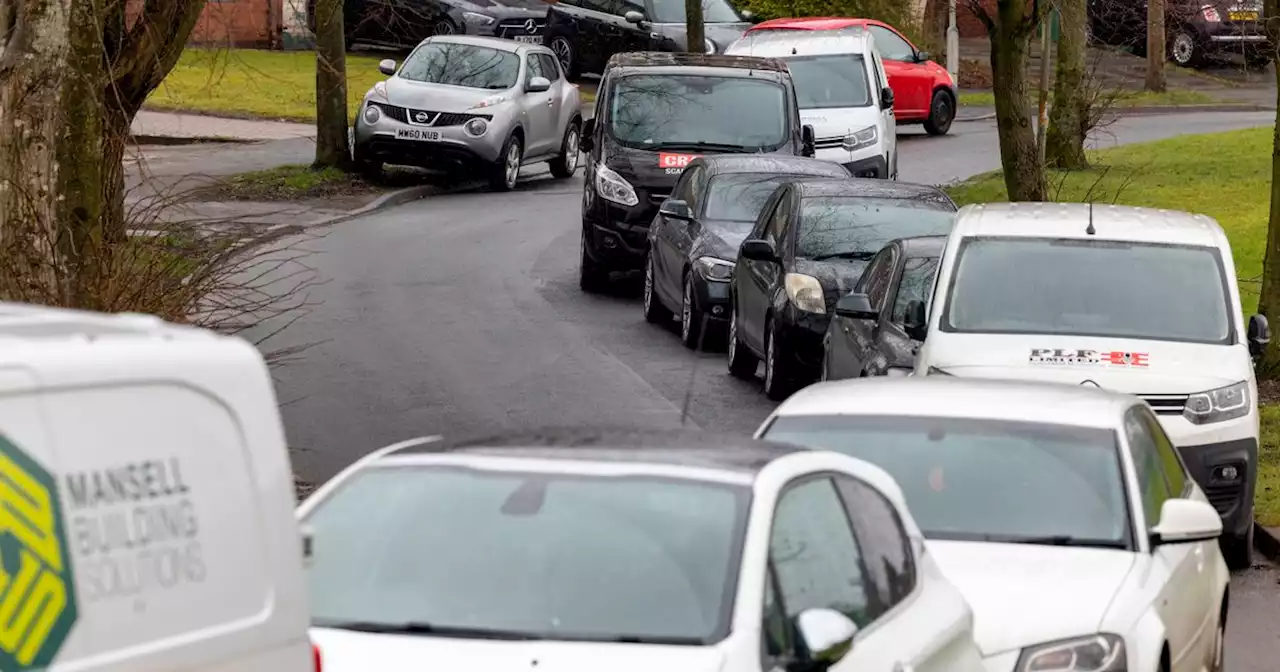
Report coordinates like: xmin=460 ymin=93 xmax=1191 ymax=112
xmin=757 ymin=377 xmax=1231 ymax=672
xmin=911 ymin=202 xmax=1267 ymax=569
xmin=298 ymin=428 xmax=987 ymax=672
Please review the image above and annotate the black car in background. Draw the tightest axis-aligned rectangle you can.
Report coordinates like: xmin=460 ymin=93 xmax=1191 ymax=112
xmin=822 ymin=235 xmax=943 ymax=382
xmin=1087 ymin=0 xmax=1271 ymax=68
xmin=727 ymin=179 xmax=957 ymax=400
xmin=311 ymin=0 xmax=549 ymax=50
xmin=578 ymin=52 xmax=816 ymax=293
xmin=544 ymin=0 xmax=753 ymax=79
xmin=643 ymin=156 xmax=851 ymax=350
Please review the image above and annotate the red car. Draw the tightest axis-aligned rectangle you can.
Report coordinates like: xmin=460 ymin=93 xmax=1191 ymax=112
xmin=746 ymin=16 xmax=957 ymax=135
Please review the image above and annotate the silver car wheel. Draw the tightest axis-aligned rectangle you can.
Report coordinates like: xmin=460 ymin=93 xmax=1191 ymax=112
xmin=681 ymin=279 xmax=693 ymax=342
xmin=505 ymin=140 xmax=521 ymax=189
xmin=551 ymin=37 xmax=573 ymax=71
xmin=727 ymin=308 xmax=738 ymax=364
xmin=565 ymin=127 xmax=580 ymax=172
xmin=1172 ymin=33 xmax=1194 ymax=65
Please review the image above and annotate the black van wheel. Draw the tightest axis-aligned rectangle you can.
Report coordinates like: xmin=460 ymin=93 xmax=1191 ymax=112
xmin=550 ymin=36 xmax=580 ymax=80
xmin=580 ymin=233 xmax=607 ymax=293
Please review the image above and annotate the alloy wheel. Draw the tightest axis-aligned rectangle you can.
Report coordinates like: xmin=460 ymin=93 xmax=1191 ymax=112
xmin=681 ymin=280 xmax=693 ymax=343
xmin=552 ymin=38 xmax=573 ymax=72
xmin=764 ymin=328 xmax=776 ymax=392
xmin=1172 ymin=34 xmax=1194 ymax=65
xmin=435 ymin=20 xmax=455 ymax=35
xmin=565 ymin=128 xmax=580 ymax=172
xmin=643 ymin=257 xmax=655 ymax=314
xmin=727 ymin=308 xmax=738 ymax=365
xmin=505 ymin=141 xmax=521 ymax=189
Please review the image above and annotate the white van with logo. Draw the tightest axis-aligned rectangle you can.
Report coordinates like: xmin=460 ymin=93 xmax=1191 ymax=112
xmin=912 ymin=203 xmax=1269 ymax=570
xmin=0 ymin=303 xmax=313 ymax=671
xmin=725 ymin=26 xmax=898 ymax=179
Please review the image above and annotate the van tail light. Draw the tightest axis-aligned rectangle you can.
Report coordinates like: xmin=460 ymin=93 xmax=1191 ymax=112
xmin=312 ymin=641 xmax=322 ymax=672
xmin=1202 ymin=5 xmax=1221 ymax=21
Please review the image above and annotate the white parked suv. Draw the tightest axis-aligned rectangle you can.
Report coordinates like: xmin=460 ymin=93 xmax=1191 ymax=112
xmin=909 ymin=202 xmax=1269 ymax=569
xmin=725 ymin=26 xmax=898 ymax=179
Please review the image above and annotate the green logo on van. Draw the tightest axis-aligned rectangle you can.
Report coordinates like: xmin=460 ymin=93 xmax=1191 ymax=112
xmin=0 ymin=434 xmax=77 ymax=669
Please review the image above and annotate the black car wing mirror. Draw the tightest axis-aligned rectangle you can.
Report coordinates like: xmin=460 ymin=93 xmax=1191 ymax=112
xmin=835 ymin=293 xmax=877 ymax=320
xmin=880 ymin=86 xmax=895 ymax=110
xmin=1248 ymin=314 xmax=1271 ymax=360
xmin=580 ymin=118 xmax=596 ymax=153
xmin=740 ymin=238 xmax=778 ymax=262
xmin=903 ymin=299 xmax=928 ymax=341
xmin=801 ymin=124 xmax=816 ymax=157
xmin=659 ymin=199 xmax=693 ymax=221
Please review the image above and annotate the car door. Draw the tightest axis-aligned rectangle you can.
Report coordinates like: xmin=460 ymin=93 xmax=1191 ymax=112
xmin=868 ymin=48 xmax=897 ymax=174
xmin=826 ymin=247 xmax=895 ymax=380
xmin=740 ymin=189 xmax=792 ymax=355
xmin=867 ymin=24 xmax=930 ymax=118
xmin=1125 ymin=409 xmax=1204 ymax=670
xmin=521 ymin=55 xmax=556 ymax=155
xmin=872 ymin=255 xmax=940 ymax=374
xmin=670 ymin=165 xmax=708 ymax=283
xmin=538 ymin=54 xmax=571 ymax=144
xmin=565 ymin=0 xmax=619 ymax=74
xmin=653 ymin=166 xmax=704 ymax=305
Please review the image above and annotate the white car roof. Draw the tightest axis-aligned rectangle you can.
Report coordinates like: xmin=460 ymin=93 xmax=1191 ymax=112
xmin=725 ymin=27 xmax=875 ymax=58
xmin=767 ymin=377 xmax=1141 ymax=431
xmin=952 ymin=202 xmax=1230 ymax=249
xmin=0 ymin=301 xmax=219 ymax=345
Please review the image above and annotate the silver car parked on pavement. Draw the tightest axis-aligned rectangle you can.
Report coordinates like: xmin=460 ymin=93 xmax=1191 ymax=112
xmin=353 ymin=35 xmax=583 ymax=191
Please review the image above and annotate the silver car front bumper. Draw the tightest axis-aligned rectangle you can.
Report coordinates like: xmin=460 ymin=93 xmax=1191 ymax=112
xmin=354 ymin=101 xmax=510 ymax=166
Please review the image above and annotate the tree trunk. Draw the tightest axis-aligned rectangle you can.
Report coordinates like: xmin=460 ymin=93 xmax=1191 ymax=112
xmin=1046 ymin=0 xmax=1088 ymax=170
xmin=60 ymin=0 xmax=108 ymax=308
xmin=314 ymin=0 xmax=353 ymax=169
xmin=989 ymin=16 xmax=1046 ymax=201
xmin=685 ymin=0 xmax=705 ymax=54
xmin=1256 ymin=0 xmax=1280 ymax=376
xmin=1145 ymin=0 xmax=1166 ymax=92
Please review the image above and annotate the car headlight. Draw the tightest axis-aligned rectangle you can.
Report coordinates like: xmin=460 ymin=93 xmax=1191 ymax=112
xmin=925 ymin=366 xmax=952 ymax=376
xmin=1184 ymin=380 xmax=1250 ymax=425
xmin=471 ymin=94 xmax=508 ymax=110
xmin=885 ymin=367 xmax=912 ymax=377
xmin=694 ymin=256 xmax=733 ymax=282
xmin=843 ymin=125 xmax=878 ymax=151
xmin=594 ymin=163 xmax=639 ymax=207
xmin=463 ymin=117 xmax=489 ymax=137
xmin=784 ymin=273 xmax=825 ymax=314
xmin=363 ymin=102 xmax=382 ymax=124
xmin=463 ymin=11 xmax=495 ymax=25
xmin=370 ymin=81 xmax=389 ymax=101
xmin=1015 ymin=634 xmax=1125 ymax=672
xmin=704 ymin=38 xmax=716 ymax=54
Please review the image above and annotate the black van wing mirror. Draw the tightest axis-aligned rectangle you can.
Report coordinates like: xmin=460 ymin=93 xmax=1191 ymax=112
xmin=581 ymin=118 xmax=596 ymax=153
xmin=1249 ymin=314 xmax=1271 ymax=360
xmin=880 ymin=86 xmax=895 ymax=110
xmin=801 ymin=125 xmax=816 ymax=157
xmin=904 ymin=299 xmax=928 ymax=341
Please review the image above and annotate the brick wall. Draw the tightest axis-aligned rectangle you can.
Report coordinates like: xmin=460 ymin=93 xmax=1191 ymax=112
xmin=127 ymin=0 xmax=279 ymax=48
xmin=958 ymin=0 xmax=995 ymax=38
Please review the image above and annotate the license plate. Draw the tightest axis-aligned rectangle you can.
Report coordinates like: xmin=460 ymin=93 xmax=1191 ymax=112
xmin=513 ymin=35 xmax=541 ymax=43
xmin=1230 ymin=10 xmax=1258 ymax=20
xmin=395 ymin=128 xmax=441 ymax=142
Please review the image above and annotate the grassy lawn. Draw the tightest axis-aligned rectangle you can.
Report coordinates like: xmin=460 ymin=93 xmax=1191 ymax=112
xmin=148 ymin=48 xmax=596 ymax=123
xmin=958 ymin=88 xmax=1219 ymax=108
xmin=946 ymin=126 xmax=1278 ymax=525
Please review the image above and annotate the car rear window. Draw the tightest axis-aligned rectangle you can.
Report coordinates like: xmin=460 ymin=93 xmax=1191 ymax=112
xmin=785 ymin=54 xmax=872 ymax=109
xmin=399 ymin=43 xmax=521 ymax=90
xmin=795 ymin=197 xmax=956 ymax=259
xmin=704 ymin=173 xmax=822 ymax=222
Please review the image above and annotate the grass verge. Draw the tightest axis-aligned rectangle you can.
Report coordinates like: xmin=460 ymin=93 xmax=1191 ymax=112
xmin=148 ymin=48 xmax=596 ymax=123
xmin=946 ymin=126 xmax=1277 ymax=525
xmin=204 ymin=164 xmax=379 ymax=201
xmin=957 ymin=88 xmax=1220 ymax=108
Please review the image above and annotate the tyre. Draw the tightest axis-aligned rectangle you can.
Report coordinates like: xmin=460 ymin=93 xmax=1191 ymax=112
xmin=680 ymin=274 xmax=705 ymax=350
xmin=490 ymin=134 xmax=522 ymax=192
xmin=762 ymin=320 xmax=796 ymax=401
xmin=1170 ymin=30 xmax=1202 ymax=68
xmin=579 ymin=232 xmax=607 ymax=293
xmin=1223 ymin=524 xmax=1253 ymax=570
xmin=727 ymin=302 xmax=759 ymax=379
xmin=642 ymin=254 xmax=673 ymax=324
xmin=549 ymin=35 xmax=580 ymax=80
xmin=549 ymin=121 xmax=581 ymax=179
xmin=923 ymin=90 xmax=955 ymax=136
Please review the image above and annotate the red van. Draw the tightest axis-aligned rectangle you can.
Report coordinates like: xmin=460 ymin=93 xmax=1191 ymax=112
xmin=745 ymin=17 xmax=957 ymax=135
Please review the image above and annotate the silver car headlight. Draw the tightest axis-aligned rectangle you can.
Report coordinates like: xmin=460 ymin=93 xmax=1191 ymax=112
xmin=463 ymin=11 xmax=496 ymax=26
xmin=1184 ymin=380 xmax=1250 ymax=424
xmin=363 ymin=102 xmax=382 ymax=125
xmin=694 ymin=256 xmax=733 ymax=282
xmin=784 ymin=273 xmax=825 ymax=314
xmin=463 ymin=117 xmax=489 ymax=137
xmin=594 ymin=163 xmax=639 ymax=207
xmin=842 ymin=125 xmax=878 ymax=152
xmin=1015 ymin=634 xmax=1125 ymax=671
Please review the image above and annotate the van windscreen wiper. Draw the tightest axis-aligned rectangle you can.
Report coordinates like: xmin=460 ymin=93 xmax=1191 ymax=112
xmin=647 ymin=141 xmax=757 ymax=153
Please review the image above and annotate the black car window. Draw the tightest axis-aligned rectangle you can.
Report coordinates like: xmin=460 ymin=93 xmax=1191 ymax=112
xmin=703 ymin=173 xmax=838 ymax=222
xmin=853 ymin=247 xmax=892 ymax=294
xmin=1125 ymin=408 xmax=1173 ymax=528
xmin=674 ymin=166 xmax=700 ymax=204
xmin=400 ymin=43 xmax=522 ymax=90
xmin=865 ymin=246 xmax=898 ymax=310
xmin=686 ymin=167 xmax=708 ymax=214
xmin=890 ymin=256 xmax=939 ymax=324
xmin=1142 ymin=409 xmax=1189 ymax=498
xmin=766 ymin=190 xmax=792 ymax=244
xmin=834 ymin=476 xmax=917 ymax=617
xmin=770 ymin=477 xmax=873 ymax=627
xmin=617 ymin=0 xmax=646 ymax=16
xmin=608 ymin=74 xmax=789 ymax=152
xmin=869 ymin=25 xmax=916 ymax=61
xmin=648 ymin=0 xmax=742 ymax=23
xmin=538 ymin=54 xmax=562 ymax=81
xmin=578 ymin=0 xmax=615 ymax=14
xmin=794 ymin=196 xmax=955 ymax=260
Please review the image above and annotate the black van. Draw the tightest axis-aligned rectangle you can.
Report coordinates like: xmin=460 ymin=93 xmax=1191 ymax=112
xmin=579 ymin=52 xmax=816 ymax=292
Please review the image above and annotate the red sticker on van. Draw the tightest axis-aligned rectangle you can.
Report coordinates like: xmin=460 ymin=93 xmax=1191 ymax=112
xmin=659 ymin=153 xmax=701 ymax=169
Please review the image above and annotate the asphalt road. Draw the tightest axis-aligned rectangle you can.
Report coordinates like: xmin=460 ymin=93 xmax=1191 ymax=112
xmin=257 ymin=110 xmax=1280 ymax=669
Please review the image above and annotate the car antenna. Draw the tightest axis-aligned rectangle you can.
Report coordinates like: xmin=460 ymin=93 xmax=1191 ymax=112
xmin=1086 ymin=203 xmax=1096 ymax=235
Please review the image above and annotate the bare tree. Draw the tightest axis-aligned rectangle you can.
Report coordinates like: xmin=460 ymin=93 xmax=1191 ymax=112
xmin=314 ymin=0 xmax=353 ymax=170
xmin=1145 ymin=0 xmax=1166 ymax=91
xmin=965 ymin=0 xmax=1050 ymax=201
xmin=1256 ymin=0 xmax=1280 ymax=375
xmin=1047 ymin=0 xmax=1089 ymax=169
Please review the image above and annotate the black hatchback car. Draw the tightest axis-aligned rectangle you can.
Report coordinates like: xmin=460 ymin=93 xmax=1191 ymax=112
xmin=822 ymin=235 xmax=944 ymax=381
xmin=543 ymin=0 xmax=754 ymax=79
xmin=578 ymin=52 xmax=816 ymax=293
xmin=727 ymin=179 xmax=957 ymax=400
xmin=312 ymin=0 xmax=551 ymax=50
xmin=642 ymin=155 xmax=851 ymax=350
xmin=1087 ymin=0 xmax=1271 ymax=68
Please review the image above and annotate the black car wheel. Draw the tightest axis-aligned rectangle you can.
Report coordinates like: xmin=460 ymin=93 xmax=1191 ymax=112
xmin=762 ymin=320 xmax=795 ymax=401
xmin=643 ymin=254 xmax=673 ymax=324
xmin=680 ymin=274 xmax=704 ymax=350
xmin=550 ymin=36 xmax=580 ymax=80
xmin=434 ymin=18 xmax=458 ymax=36
xmin=1170 ymin=30 xmax=1202 ymax=68
xmin=579 ymin=233 xmax=607 ymax=293
xmin=490 ymin=134 xmax=522 ymax=192
xmin=727 ymin=302 xmax=758 ymax=379
xmin=1223 ymin=524 xmax=1253 ymax=570
xmin=923 ymin=90 xmax=955 ymax=136
xmin=549 ymin=121 xmax=581 ymax=179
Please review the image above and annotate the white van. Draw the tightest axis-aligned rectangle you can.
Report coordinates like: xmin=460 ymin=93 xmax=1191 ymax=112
xmin=0 ymin=303 xmax=313 ymax=671
xmin=725 ymin=26 xmax=898 ymax=179
xmin=912 ymin=202 xmax=1269 ymax=569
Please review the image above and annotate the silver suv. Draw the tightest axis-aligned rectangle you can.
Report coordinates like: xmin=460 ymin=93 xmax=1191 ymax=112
xmin=353 ymin=35 xmax=584 ymax=191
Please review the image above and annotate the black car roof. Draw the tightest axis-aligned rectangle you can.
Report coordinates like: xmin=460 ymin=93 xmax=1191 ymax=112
xmin=605 ymin=51 xmax=790 ymax=75
xmin=389 ymin=426 xmax=807 ymax=474
xmin=897 ymin=235 xmax=947 ymax=256
xmin=788 ymin=178 xmax=957 ymax=207
xmin=696 ymin=155 xmax=851 ymax=178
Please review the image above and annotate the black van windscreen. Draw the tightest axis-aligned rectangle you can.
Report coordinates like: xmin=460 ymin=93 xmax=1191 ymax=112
xmin=607 ymin=74 xmax=789 ymax=152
